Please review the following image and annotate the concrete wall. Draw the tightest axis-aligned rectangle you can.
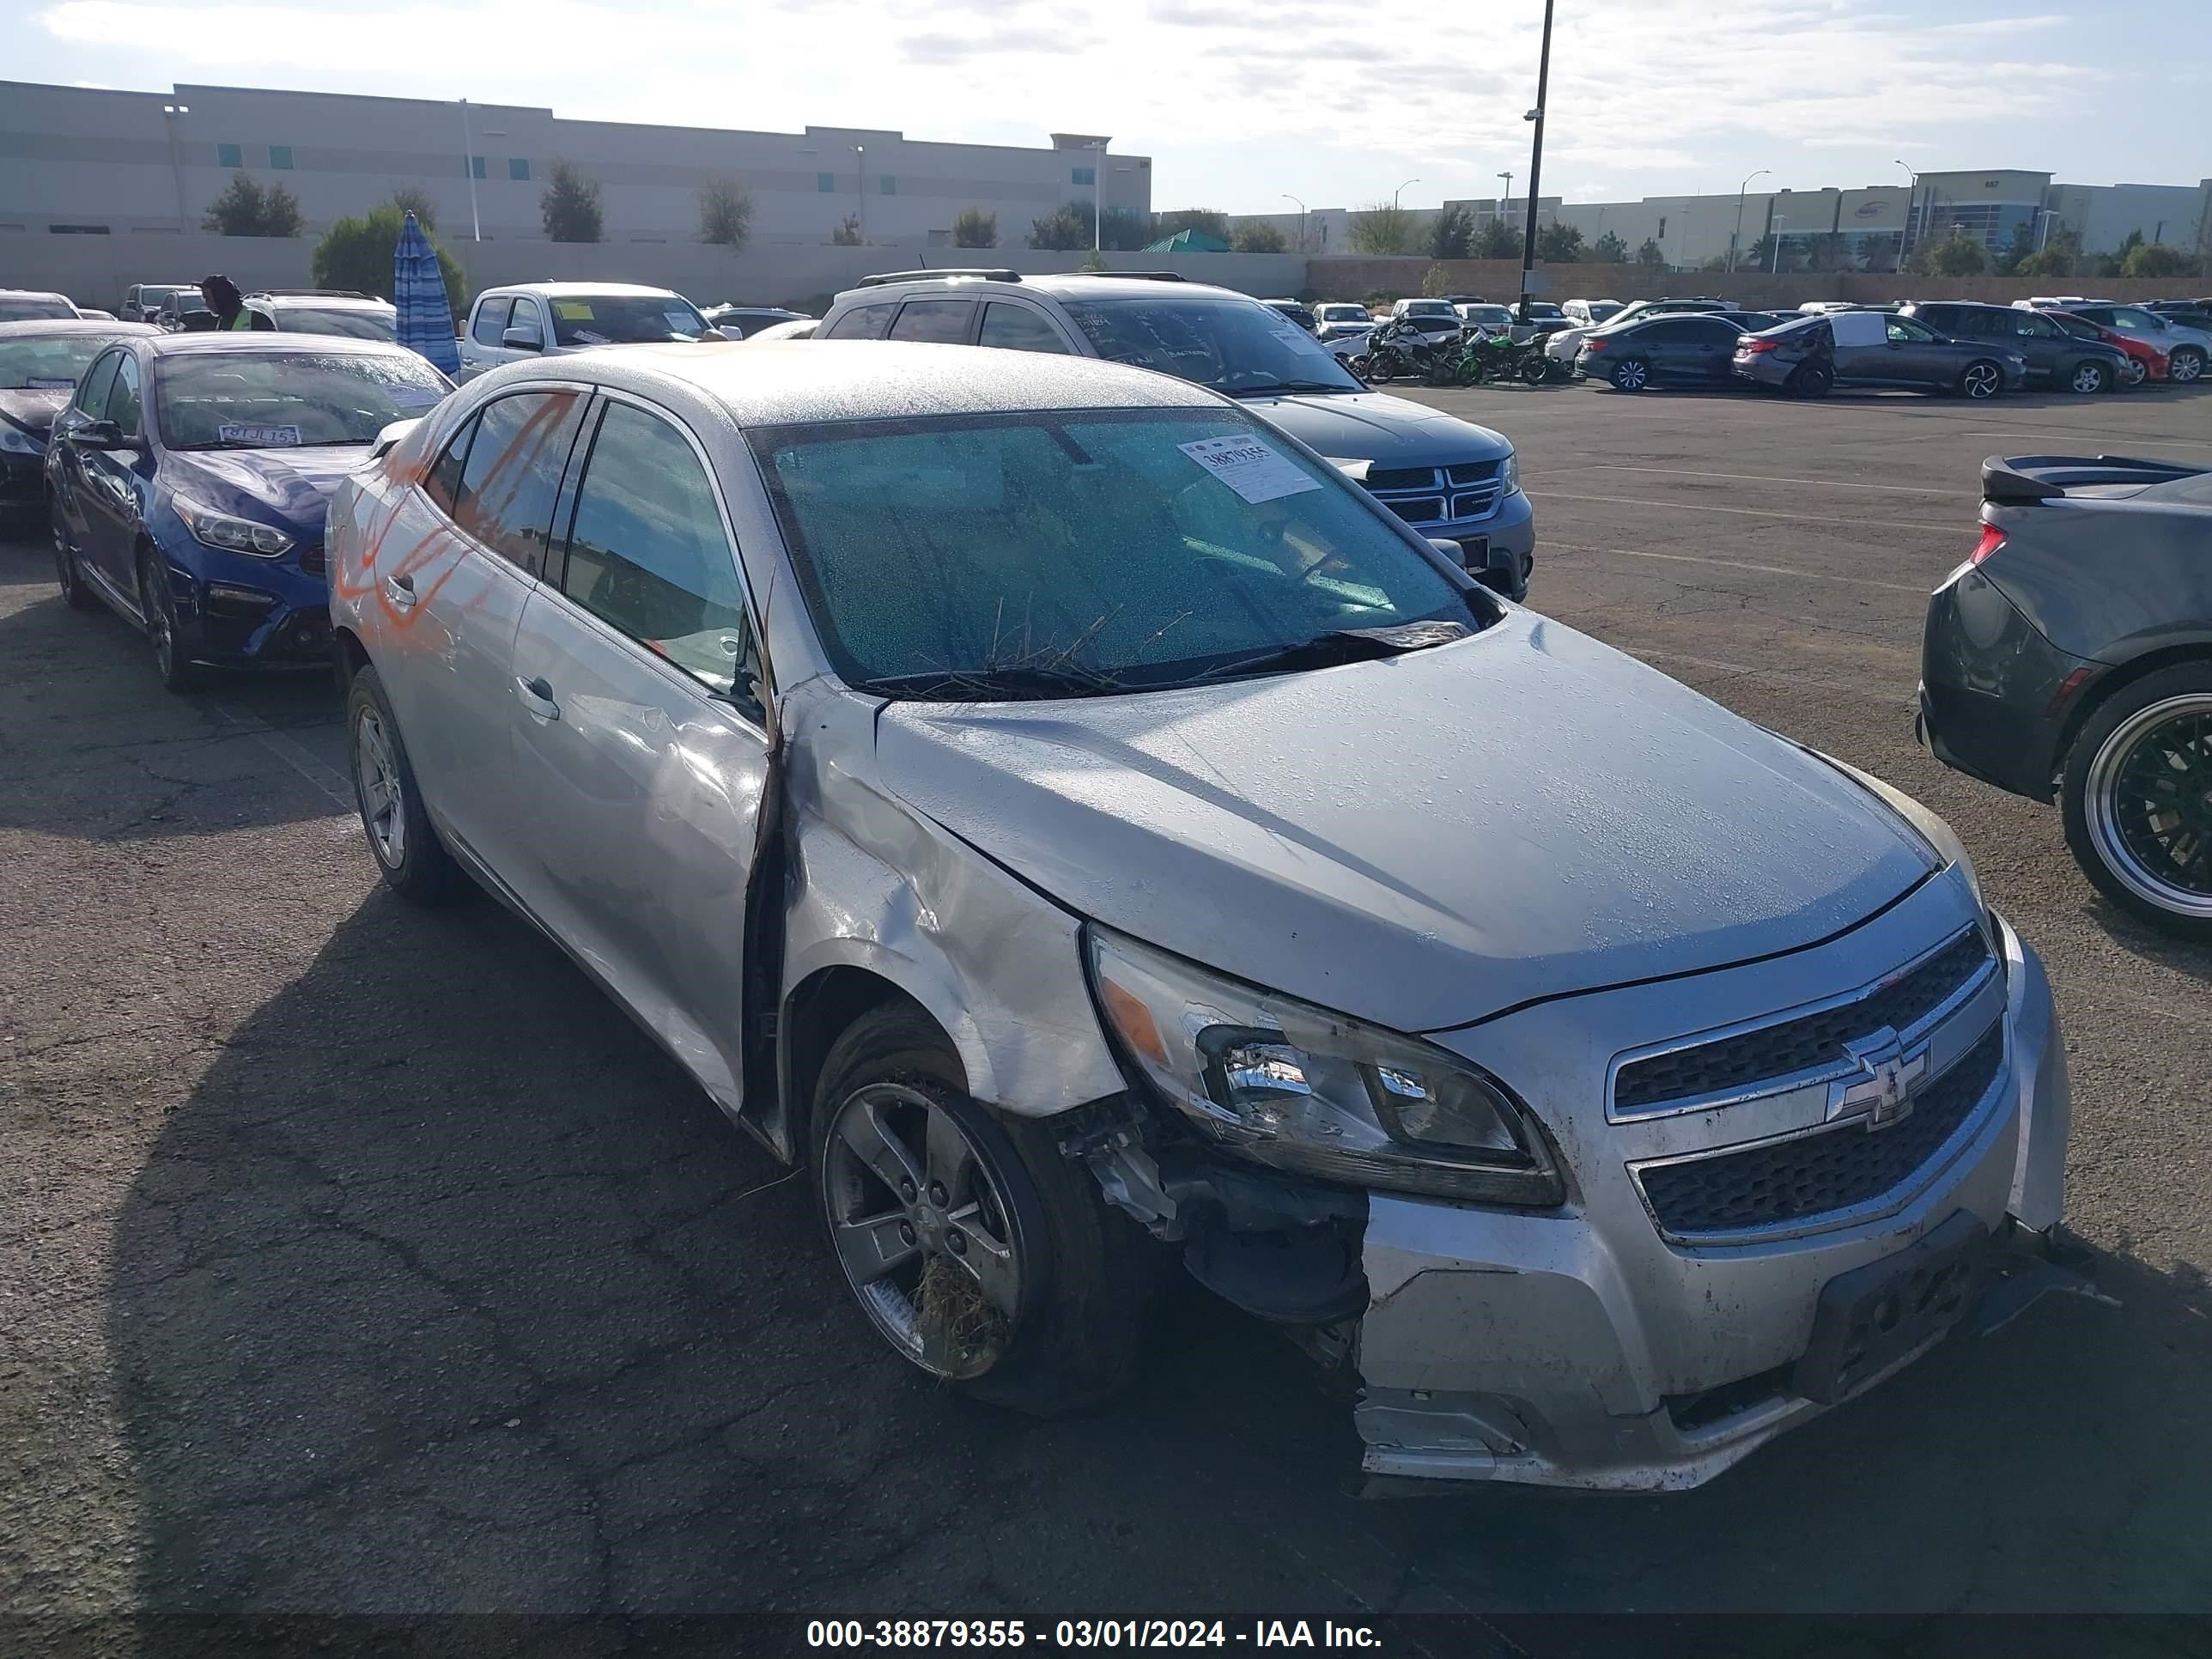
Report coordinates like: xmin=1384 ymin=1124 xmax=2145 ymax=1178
xmin=5 ymin=228 xmax=1307 ymax=313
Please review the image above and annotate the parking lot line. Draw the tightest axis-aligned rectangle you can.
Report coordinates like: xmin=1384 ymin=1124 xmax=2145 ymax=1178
xmin=1545 ymin=540 xmax=1931 ymax=593
xmin=208 ymin=700 xmax=356 ymax=813
xmin=1551 ymin=465 xmax=1957 ymax=496
xmin=1536 ymin=491 xmax=1951 ymax=532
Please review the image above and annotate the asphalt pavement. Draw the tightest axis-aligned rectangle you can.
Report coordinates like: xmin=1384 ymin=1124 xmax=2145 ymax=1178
xmin=4 ymin=378 xmax=2211 ymax=1642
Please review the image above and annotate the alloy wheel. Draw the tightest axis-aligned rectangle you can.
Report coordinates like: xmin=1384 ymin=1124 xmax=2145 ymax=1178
xmin=353 ymin=705 xmax=408 ymax=870
xmin=822 ymin=1082 xmax=1024 ymax=1379
xmin=2086 ymin=695 xmax=2212 ymax=920
xmin=2122 ymin=356 xmax=2148 ymax=386
xmin=2069 ymin=362 xmax=2106 ymax=394
xmin=1961 ymin=362 xmax=2001 ymax=399
xmin=1613 ymin=359 xmax=1649 ymax=392
xmin=2172 ymin=349 xmax=2204 ymax=385
xmin=141 ymin=559 xmax=174 ymax=679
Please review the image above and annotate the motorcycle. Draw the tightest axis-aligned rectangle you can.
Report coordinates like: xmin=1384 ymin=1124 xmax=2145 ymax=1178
xmin=1447 ymin=326 xmax=1563 ymax=386
xmin=1352 ymin=316 xmax=1458 ymax=385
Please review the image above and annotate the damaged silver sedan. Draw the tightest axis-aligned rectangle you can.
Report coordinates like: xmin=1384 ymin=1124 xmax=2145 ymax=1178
xmin=328 ymin=340 xmax=2075 ymax=1491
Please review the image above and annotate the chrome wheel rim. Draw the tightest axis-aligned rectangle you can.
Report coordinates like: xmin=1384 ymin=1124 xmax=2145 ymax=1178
xmin=2173 ymin=351 xmax=2203 ymax=384
xmin=1616 ymin=361 xmax=1647 ymax=390
xmin=2087 ymin=694 xmax=2212 ymax=918
xmin=142 ymin=563 xmax=174 ymax=678
xmin=1963 ymin=364 xmax=1999 ymax=398
xmin=2070 ymin=363 xmax=2104 ymax=394
xmin=353 ymin=706 xmax=407 ymax=868
xmin=2123 ymin=358 xmax=2147 ymax=386
xmin=822 ymin=1083 xmax=1023 ymax=1380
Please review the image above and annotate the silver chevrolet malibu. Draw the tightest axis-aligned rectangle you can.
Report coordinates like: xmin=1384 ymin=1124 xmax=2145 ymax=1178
xmin=328 ymin=341 xmax=2073 ymax=1491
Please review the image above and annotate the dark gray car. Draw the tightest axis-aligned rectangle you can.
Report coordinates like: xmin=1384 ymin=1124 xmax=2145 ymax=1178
xmin=1903 ymin=301 xmax=2130 ymax=395
xmin=1577 ymin=313 xmax=1755 ymax=391
xmin=1732 ymin=313 xmax=2028 ymax=399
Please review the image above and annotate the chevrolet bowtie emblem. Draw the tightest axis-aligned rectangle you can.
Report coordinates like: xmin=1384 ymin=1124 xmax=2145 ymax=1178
xmin=1828 ymin=1027 xmax=1929 ymax=1129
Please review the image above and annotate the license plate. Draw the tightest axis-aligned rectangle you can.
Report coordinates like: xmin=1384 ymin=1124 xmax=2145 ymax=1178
xmin=1792 ymin=1211 xmax=1990 ymax=1406
xmin=1456 ymin=536 xmax=1490 ymax=571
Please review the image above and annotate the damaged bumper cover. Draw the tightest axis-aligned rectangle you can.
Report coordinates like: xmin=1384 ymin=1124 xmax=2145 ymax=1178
xmin=1350 ymin=914 xmax=2080 ymax=1492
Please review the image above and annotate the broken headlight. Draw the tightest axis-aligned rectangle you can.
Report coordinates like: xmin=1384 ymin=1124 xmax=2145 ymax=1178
xmin=1086 ymin=927 xmax=1562 ymax=1206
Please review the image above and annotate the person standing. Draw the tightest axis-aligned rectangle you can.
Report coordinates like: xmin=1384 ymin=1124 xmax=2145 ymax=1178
xmin=180 ymin=275 xmax=273 ymax=331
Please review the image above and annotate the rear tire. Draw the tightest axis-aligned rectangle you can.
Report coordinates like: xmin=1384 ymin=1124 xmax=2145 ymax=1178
xmin=1959 ymin=359 xmax=2004 ymax=400
xmin=1786 ymin=363 xmax=1832 ymax=398
xmin=2169 ymin=346 xmax=2204 ymax=386
xmin=811 ymin=1002 xmax=1166 ymax=1415
xmin=2061 ymin=662 xmax=2212 ymax=939
xmin=53 ymin=508 xmax=96 ymax=611
xmin=1520 ymin=355 xmax=1550 ymax=386
xmin=346 ymin=663 xmax=471 ymax=903
xmin=1609 ymin=356 xmax=1651 ymax=392
xmin=2064 ymin=359 xmax=2112 ymax=395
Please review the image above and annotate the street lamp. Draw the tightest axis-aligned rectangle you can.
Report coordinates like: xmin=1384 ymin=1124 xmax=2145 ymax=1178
xmin=855 ymin=143 xmax=866 ymax=245
xmin=1515 ymin=0 xmax=1556 ymax=323
xmin=1729 ymin=167 xmax=1769 ymax=273
xmin=2036 ymin=208 xmax=2060 ymax=252
xmin=1771 ymin=216 xmax=1787 ymax=275
xmin=1893 ymin=160 xmax=1918 ymax=273
xmin=161 ymin=103 xmax=191 ymax=233
xmin=1395 ymin=177 xmax=1419 ymax=210
xmin=1496 ymin=169 xmax=1512 ymax=226
xmin=1281 ymin=192 xmax=1307 ymax=252
xmin=459 ymin=99 xmax=483 ymax=242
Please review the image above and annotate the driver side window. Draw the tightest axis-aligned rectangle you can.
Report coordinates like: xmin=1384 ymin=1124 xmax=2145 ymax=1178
xmin=74 ymin=351 xmax=120 ymax=416
xmin=1886 ymin=318 xmax=1934 ymax=343
xmin=104 ymin=356 xmax=143 ymax=438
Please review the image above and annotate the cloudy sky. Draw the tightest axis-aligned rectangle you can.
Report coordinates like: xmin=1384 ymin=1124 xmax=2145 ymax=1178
xmin=7 ymin=0 xmax=2206 ymax=210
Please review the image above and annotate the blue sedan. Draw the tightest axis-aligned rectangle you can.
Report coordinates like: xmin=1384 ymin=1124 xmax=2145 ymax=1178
xmin=46 ymin=332 xmax=451 ymax=691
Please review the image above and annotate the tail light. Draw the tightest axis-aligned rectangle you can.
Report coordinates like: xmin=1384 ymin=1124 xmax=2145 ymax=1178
xmin=1971 ymin=524 xmax=2005 ymax=565
xmin=1582 ymin=338 xmax=1607 ymax=351
xmin=1737 ymin=338 xmax=1778 ymax=355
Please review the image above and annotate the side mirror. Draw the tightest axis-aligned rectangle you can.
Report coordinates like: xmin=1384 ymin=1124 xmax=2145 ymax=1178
xmin=696 ymin=325 xmax=731 ymax=342
xmin=74 ymin=419 xmax=126 ymax=449
xmin=501 ymin=325 xmax=544 ymax=352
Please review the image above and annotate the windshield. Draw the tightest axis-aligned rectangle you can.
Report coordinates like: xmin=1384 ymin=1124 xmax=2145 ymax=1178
xmin=1316 ymin=305 xmax=1367 ymax=322
xmin=156 ymin=351 xmax=452 ymax=449
xmin=0 ymin=297 xmax=78 ymax=322
xmin=1459 ymin=306 xmax=1514 ymax=325
xmin=752 ymin=410 xmax=1480 ymax=699
xmin=273 ymin=306 xmax=398 ymax=341
xmin=1060 ymin=297 xmax=1363 ymax=395
xmin=0 ymin=334 xmax=118 ymax=390
xmin=1586 ymin=302 xmax=1623 ymax=321
xmin=547 ymin=294 xmax=709 ymax=346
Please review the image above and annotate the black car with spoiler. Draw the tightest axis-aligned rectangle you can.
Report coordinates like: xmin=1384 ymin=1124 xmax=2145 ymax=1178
xmin=1920 ymin=453 xmax=2212 ymax=936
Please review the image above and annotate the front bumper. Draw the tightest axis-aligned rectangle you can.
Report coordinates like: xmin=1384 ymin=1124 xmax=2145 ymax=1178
xmin=1351 ymin=914 xmax=2070 ymax=1491
xmin=2 ymin=448 xmax=46 ymax=507
xmin=156 ymin=535 xmax=334 ymax=667
xmin=1435 ymin=488 xmax=1535 ymax=599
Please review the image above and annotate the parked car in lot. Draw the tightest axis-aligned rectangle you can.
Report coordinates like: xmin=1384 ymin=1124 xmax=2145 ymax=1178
xmin=1545 ymin=296 xmax=1739 ymax=366
xmin=121 ymin=283 xmax=199 ymax=323
xmin=816 ymin=269 xmax=1535 ymax=598
xmin=1455 ymin=302 xmax=1516 ymax=333
xmin=1313 ymin=301 xmax=1372 ymax=336
xmin=243 ymin=290 xmax=400 ymax=341
xmin=328 ymin=339 xmax=2074 ymax=1491
xmin=1561 ymin=298 xmax=1621 ymax=327
xmin=2037 ymin=307 xmax=2166 ymax=386
xmin=1263 ymin=299 xmax=1319 ymax=333
xmin=743 ymin=317 xmax=817 ymax=342
xmin=458 ymin=283 xmax=716 ymax=380
xmin=2040 ymin=302 xmax=2208 ymax=386
xmin=1578 ymin=312 xmax=1763 ymax=391
xmin=702 ymin=304 xmax=811 ymax=337
xmin=0 ymin=319 xmax=162 ymax=524
xmin=46 ymin=332 xmax=452 ymax=690
xmin=1899 ymin=301 xmax=2130 ymax=395
xmin=0 ymin=289 xmax=82 ymax=323
xmin=1733 ymin=311 xmax=2027 ymax=399
xmin=1922 ymin=453 xmax=2212 ymax=936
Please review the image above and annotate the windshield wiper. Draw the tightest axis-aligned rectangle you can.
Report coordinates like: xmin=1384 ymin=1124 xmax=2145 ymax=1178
xmin=1221 ymin=379 xmax=1359 ymax=397
xmin=1187 ymin=619 xmax=1469 ymax=685
xmin=859 ymin=662 xmax=1133 ymax=702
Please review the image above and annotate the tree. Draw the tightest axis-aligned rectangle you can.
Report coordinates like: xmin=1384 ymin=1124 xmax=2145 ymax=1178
xmin=1027 ymin=203 xmax=1091 ymax=251
xmin=1472 ymin=217 xmax=1520 ymax=260
xmin=1419 ymin=262 xmax=1455 ymax=297
xmin=2121 ymin=241 xmax=2194 ymax=278
xmin=1426 ymin=204 xmax=1473 ymax=260
xmin=540 ymin=160 xmax=604 ymax=243
xmin=1855 ymin=232 xmax=1899 ymax=272
xmin=1153 ymin=208 xmax=1229 ymax=242
xmin=386 ymin=185 xmax=438 ymax=234
xmin=2014 ymin=229 xmax=2081 ymax=278
xmin=698 ymin=176 xmax=754 ymax=251
xmin=1534 ymin=222 xmax=1583 ymax=263
xmin=830 ymin=213 xmax=863 ymax=246
xmin=1906 ymin=228 xmax=1987 ymax=276
xmin=952 ymin=207 xmax=998 ymax=248
xmin=203 ymin=173 xmax=302 ymax=237
xmin=1590 ymin=229 xmax=1628 ymax=264
xmin=1804 ymin=232 xmax=1851 ymax=272
xmin=1992 ymin=218 xmax=2038 ymax=276
xmin=1100 ymin=208 xmax=1151 ymax=251
xmin=1348 ymin=203 xmax=1417 ymax=256
xmin=312 ymin=206 xmax=465 ymax=313
xmin=1635 ymin=237 xmax=1667 ymax=269
xmin=1231 ymin=220 xmax=1287 ymax=253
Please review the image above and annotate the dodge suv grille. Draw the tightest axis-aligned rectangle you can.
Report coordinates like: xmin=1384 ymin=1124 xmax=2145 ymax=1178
xmin=1613 ymin=930 xmax=1991 ymax=1114
xmin=1361 ymin=460 xmax=1504 ymax=527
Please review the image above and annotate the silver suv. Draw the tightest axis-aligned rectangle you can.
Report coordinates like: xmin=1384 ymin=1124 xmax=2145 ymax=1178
xmin=817 ymin=270 xmax=1536 ymax=600
xmin=330 ymin=342 xmax=2073 ymax=1492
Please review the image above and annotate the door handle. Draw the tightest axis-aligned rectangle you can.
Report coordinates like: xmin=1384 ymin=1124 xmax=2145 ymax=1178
xmin=515 ymin=674 xmax=561 ymax=721
xmin=384 ymin=571 xmax=416 ymax=610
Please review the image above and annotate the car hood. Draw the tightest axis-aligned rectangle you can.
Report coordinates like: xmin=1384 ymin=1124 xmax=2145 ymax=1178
xmin=1238 ymin=389 xmax=1510 ymax=468
xmin=163 ymin=445 xmax=369 ymax=536
xmin=873 ymin=611 xmax=1936 ymax=1031
xmin=0 ymin=388 xmax=69 ymax=437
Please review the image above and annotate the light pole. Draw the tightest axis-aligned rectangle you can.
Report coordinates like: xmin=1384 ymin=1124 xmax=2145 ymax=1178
xmin=1281 ymin=192 xmax=1307 ymax=252
xmin=1893 ymin=160 xmax=1917 ymax=273
xmin=1771 ymin=216 xmax=1787 ymax=275
xmin=1729 ymin=167 xmax=1768 ymax=273
xmin=459 ymin=99 xmax=482 ymax=242
xmin=2036 ymin=207 xmax=2059 ymax=252
xmin=1496 ymin=169 xmax=1512 ymax=229
xmin=1395 ymin=177 xmax=1419 ymax=210
xmin=1515 ymin=0 xmax=1555 ymax=323
xmin=854 ymin=143 xmax=866 ymax=245
xmin=1091 ymin=140 xmax=1110 ymax=252
xmin=161 ymin=102 xmax=191 ymax=233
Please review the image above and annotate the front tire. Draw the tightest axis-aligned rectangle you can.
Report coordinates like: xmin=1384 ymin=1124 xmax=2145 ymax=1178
xmin=2065 ymin=359 xmax=2112 ymax=395
xmin=137 ymin=547 xmax=201 ymax=692
xmin=1959 ymin=359 xmax=2004 ymax=400
xmin=2061 ymin=663 xmax=2212 ymax=939
xmin=2169 ymin=346 xmax=2205 ymax=386
xmin=1609 ymin=356 xmax=1651 ymax=392
xmin=811 ymin=1002 xmax=1164 ymax=1415
xmin=2119 ymin=355 xmax=2148 ymax=387
xmin=346 ymin=663 xmax=471 ymax=902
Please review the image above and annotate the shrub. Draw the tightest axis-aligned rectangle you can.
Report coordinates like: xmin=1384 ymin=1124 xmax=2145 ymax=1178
xmin=1472 ymin=217 xmax=1519 ymax=259
xmin=1426 ymin=204 xmax=1473 ymax=260
xmin=1231 ymin=221 xmax=1287 ymax=253
xmin=952 ymin=208 xmax=998 ymax=249
xmin=698 ymin=177 xmax=754 ymax=251
xmin=1534 ymin=223 xmax=1583 ymax=263
xmin=1590 ymin=230 xmax=1628 ymax=264
xmin=540 ymin=161 xmax=604 ymax=243
xmin=831 ymin=213 xmax=863 ymax=246
xmin=203 ymin=173 xmax=302 ymax=237
xmin=1349 ymin=204 xmax=1416 ymax=256
xmin=311 ymin=207 xmax=465 ymax=313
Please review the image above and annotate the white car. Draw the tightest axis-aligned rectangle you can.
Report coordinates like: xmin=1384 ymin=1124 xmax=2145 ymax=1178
xmin=457 ymin=282 xmax=718 ymax=380
xmin=1562 ymin=299 xmax=1622 ymax=327
xmin=1389 ymin=298 xmax=1462 ymax=337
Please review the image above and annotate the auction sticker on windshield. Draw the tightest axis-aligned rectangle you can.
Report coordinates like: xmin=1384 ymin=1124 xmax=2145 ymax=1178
xmin=555 ymin=302 xmax=594 ymax=320
xmin=1179 ymin=434 xmax=1323 ymax=504
xmin=216 ymin=422 xmax=302 ymax=447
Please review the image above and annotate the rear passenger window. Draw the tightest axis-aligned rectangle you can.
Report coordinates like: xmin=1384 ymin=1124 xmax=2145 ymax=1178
xmin=451 ymin=391 xmax=587 ymax=576
xmin=887 ymin=300 xmax=975 ymax=343
xmin=823 ymin=304 xmax=896 ymax=341
xmin=471 ymin=298 xmax=514 ymax=345
xmin=979 ymin=303 xmax=1071 ymax=354
xmin=559 ymin=402 xmax=760 ymax=711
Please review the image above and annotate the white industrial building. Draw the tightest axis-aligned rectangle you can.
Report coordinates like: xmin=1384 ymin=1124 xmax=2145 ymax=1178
xmin=0 ymin=79 xmax=1153 ymax=249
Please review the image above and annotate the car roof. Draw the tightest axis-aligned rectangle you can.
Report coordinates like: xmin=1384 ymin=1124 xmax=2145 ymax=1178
xmin=488 ymin=338 xmax=1226 ymax=428
xmin=0 ymin=319 xmax=161 ymax=339
xmin=141 ymin=331 xmax=422 ymax=358
xmin=255 ymin=295 xmax=396 ymax=311
xmin=478 ymin=282 xmax=688 ymax=301
xmin=1 ymin=289 xmax=75 ymax=301
xmin=836 ymin=271 xmax=1260 ymax=307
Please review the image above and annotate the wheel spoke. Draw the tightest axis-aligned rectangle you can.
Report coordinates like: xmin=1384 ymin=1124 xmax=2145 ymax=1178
xmin=944 ymin=1201 xmax=1019 ymax=1316
xmin=841 ymin=1098 xmax=925 ymax=1198
xmin=833 ymin=1208 xmax=918 ymax=1285
xmin=924 ymin=1104 xmax=972 ymax=1194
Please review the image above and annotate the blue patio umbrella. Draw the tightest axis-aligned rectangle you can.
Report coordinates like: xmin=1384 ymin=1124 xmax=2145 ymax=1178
xmin=392 ymin=210 xmax=459 ymax=377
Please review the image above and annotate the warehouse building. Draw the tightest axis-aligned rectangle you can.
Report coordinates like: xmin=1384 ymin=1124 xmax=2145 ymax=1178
xmin=0 ymin=79 xmax=1153 ymax=249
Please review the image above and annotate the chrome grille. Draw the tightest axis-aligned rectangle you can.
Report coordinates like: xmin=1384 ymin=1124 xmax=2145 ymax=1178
xmin=1637 ymin=1024 xmax=2005 ymax=1241
xmin=1613 ymin=930 xmax=1991 ymax=1115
